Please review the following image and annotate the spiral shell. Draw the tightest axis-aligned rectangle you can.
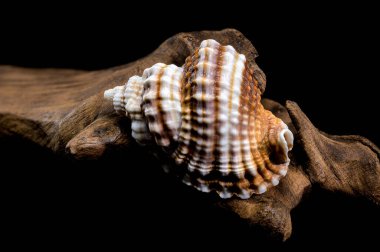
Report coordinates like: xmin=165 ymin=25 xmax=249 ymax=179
xmin=104 ymin=39 xmax=294 ymax=199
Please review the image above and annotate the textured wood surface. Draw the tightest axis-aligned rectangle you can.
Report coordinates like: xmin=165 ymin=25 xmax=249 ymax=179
xmin=0 ymin=29 xmax=379 ymax=241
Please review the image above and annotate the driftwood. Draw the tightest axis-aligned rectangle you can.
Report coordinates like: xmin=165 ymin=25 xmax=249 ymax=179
xmin=0 ymin=29 xmax=379 ymax=241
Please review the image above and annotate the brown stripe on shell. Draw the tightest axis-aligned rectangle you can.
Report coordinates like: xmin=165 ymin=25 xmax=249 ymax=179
xmin=250 ymin=66 xmax=278 ymax=190
xmin=188 ymin=45 xmax=210 ymax=170
xmin=198 ymin=46 xmax=208 ymax=161
xmin=151 ymin=66 xmax=168 ymax=145
xmin=187 ymin=50 xmax=199 ymax=167
xmin=238 ymin=61 xmax=252 ymax=176
xmin=244 ymin=63 xmax=265 ymax=192
xmin=226 ymin=51 xmax=240 ymax=175
xmin=173 ymin=48 xmax=200 ymax=164
xmin=212 ymin=44 xmax=224 ymax=170
xmin=169 ymin=67 xmax=175 ymax=103
xmin=201 ymin=45 xmax=218 ymax=171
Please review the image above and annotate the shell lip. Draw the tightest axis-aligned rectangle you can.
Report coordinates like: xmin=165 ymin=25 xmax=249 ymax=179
xmin=279 ymin=128 xmax=294 ymax=153
xmin=270 ymin=127 xmax=294 ymax=164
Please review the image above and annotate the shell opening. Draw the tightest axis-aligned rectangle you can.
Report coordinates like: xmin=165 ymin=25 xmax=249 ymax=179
xmin=280 ymin=128 xmax=294 ymax=153
xmin=270 ymin=128 xmax=294 ymax=164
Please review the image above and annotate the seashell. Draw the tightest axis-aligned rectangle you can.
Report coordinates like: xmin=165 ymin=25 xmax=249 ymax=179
xmin=104 ymin=39 xmax=294 ymax=199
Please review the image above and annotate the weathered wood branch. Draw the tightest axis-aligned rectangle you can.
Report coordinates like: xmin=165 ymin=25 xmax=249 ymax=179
xmin=0 ymin=29 xmax=379 ymax=241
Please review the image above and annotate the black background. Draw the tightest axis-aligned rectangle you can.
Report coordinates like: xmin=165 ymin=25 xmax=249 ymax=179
xmin=1 ymin=3 xmax=379 ymax=250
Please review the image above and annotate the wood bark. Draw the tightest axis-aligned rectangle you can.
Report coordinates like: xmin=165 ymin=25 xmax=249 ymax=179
xmin=0 ymin=29 xmax=379 ymax=241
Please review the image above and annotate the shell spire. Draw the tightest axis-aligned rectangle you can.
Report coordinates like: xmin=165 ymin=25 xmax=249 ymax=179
xmin=104 ymin=39 xmax=294 ymax=199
